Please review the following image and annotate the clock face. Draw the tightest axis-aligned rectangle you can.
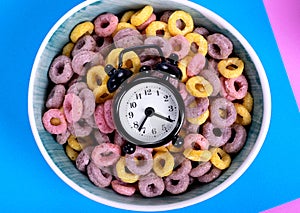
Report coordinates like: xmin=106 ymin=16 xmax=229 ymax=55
xmin=114 ymin=79 xmax=184 ymax=147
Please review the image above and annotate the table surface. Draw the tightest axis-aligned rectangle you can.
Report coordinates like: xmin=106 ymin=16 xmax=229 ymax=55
xmin=1 ymin=0 xmax=299 ymax=212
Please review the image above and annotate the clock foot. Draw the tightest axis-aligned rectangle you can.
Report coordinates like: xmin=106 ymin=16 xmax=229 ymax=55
xmin=172 ymin=135 xmax=184 ymax=148
xmin=123 ymin=142 xmax=136 ymax=154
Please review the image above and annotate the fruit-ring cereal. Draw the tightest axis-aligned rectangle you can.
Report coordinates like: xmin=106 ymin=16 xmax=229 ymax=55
xmin=207 ymin=33 xmax=233 ymax=59
xmin=197 ymin=166 xmax=222 ymax=183
xmin=234 ymin=103 xmax=252 ymax=126
xmin=91 ymin=143 xmax=121 ymax=167
xmin=168 ymin=35 xmax=190 ymax=59
xmin=94 ymin=13 xmax=119 ymax=37
xmin=202 ymin=122 xmax=231 ymax=147
xmin=42 ymin=109 xmax=67 ymax=134
xmin=49 ymin=55 xmax=74 ymax=84
xmin=168 ymin=10 xmax=194 ymax=36
xmin=65 ymin=144 xmax=79 ymax=161
xmin=72 ymin=35 xmax=96 ymax=57
xmin=145 ymin=21 xmax=171 ymax=38
xmin=116 ymin=157 xmax=139 ymax=183
xmin=185 ymin=32 xmax=208 ymax=56
xmin=209 ymin=147 xmax=231 ymax=170
xmin=189 ymin=161 xmax=212 ymax=178
xmin=224 ymin=75 xmax=248 ymax=100
xmin=138 ymin=172 xmax=164 ymax=197
xmin=63 ymin=93 xmax=83 ymax=123
xmin=86 ymin=65 xmax=109 ymax=91
xmin=46 ymin=84 xmax=66 ymax=109
xmin=130 ymin=5 xmax=154 ymax=27
xmin=70 ymin=21 xmax=94 ymax=43
xmin=223 ymin=124 xmax=247 ymax=154
xmin=87 ymin=162 xmax=113 ymax=188
xmin=153 ymin=151 xmax=174 ymax=177
xmin=111 ymin=179 xmax=136 ymax=196
xmin=218 ymin=57 xmax=244 ymax=79
xmin=186 ymin=76 xmax=213 ymax=98
xmin=125 ymin=147 xmax=153 ymax=175
xmin=186 ymin=53 xmax=206 ymax=77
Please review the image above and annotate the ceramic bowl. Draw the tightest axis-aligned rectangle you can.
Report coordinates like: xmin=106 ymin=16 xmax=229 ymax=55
xmin=28 ymin=0 xmax=271 ymax=211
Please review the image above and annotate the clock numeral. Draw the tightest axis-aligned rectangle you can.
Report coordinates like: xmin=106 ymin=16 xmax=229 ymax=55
xmin=144 ymin=89 xmax=152 ymax=96
xmin=133 ymin=121 xmax=139 ymax=129
xmin=162 ymin=124 xmax=168 ymax=132
xmin=136 ymin=93 xmax=142 ymax=100
xmin=128 ymin=112 xmax=134 ymax=119
xmin=156 ymin=90 xmax=160 ymax=96
xmin=168 ymin=105 xmax=174 ymax=112
xmin=130 ymin=102 xmax=137 ymax=108
xmin=163 ymin=95 xmax=169 ymax=102
xmin=141 ymin=127 xmax=146 ymax=134
xmin=151 ymin=128 xmax=157 ymax=134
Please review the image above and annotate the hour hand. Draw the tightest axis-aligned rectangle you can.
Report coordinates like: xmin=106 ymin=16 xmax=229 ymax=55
xmin=153 ymin=113 xmax=174 ymax=122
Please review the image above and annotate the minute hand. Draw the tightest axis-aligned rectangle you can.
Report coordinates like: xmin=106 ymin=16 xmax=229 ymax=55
xmin=153 ymin=113 xmax=175 ymax=122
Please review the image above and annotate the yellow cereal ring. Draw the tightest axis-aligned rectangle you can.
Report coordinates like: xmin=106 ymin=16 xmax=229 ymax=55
xmin=183 ymin=148 xmax=212 ymax=162
xmin=167 ymin=143 xmax=184 ymax=153
xmin=187 ymin=109 xmax=209 ymax=125
xmin=153 ymin=146 xmax=168 ymax=152
xmin=116 ymin=157 xmax=139 ymax=183
xmin=234 ymin=103 xmax=252 ymax=126
xmin=145 ymin=21 xmax=171 ymax=38
xmin=218 ymin=58 xmax=244 ymax=78
xmin=241 ymin=92 xmax=253 ymax=112
xmin=120 ymin=10 xmax=135 ymax=22
xmin=178 ymin=56 xmax=192 ymax=83
xmin=130 ymin=5 xmax=153 ymax=26
xmin=186 ymin=76 xmax=213 ymax=97
xmin=121 ymin=51 xmax=141 ymax=73
xmin=153 ymin=151 xmax=174 ymax=177
xmin=65 ymin=144 xmax=79 ymax=161
xmin=185 ymin=32 xmax=208 ymax=56
xmin=93 ymin=85 xmax=114 ymax=104
xmin=70 ymin=21 xmax=94 ymax=43
xmin=210 ymin=148 xmax=231 ymax=170
xmin=105 ymin=48 xmax=124 ymax=68
xmin=67 ymin=135 xmax=82 ymax=152
xmin=168 ymin=10 xmax=194 ymax=36
xmin=113 ymin=22 xmax=136 ymax=37
xmin=86 ymin=65 xmax=109 ymax=91
xmin=62 ymin=42 xmax=74 ymax=57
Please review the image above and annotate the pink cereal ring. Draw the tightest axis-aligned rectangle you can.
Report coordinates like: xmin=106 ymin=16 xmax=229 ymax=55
xmin=168 ymin=35 xmax=190 ymax=60
xmin=42 ymin=109 xmax=67 ymax=134
xmin=94 ymin=13 xmax=119 ymax=37
xmin=184 ymin=133 xmax=210 ymax=150
xmin=94 ymin=104 xmax=114 ymax=134
xmin=46 ymin=84 xmax=66 ymax=109
xmin=224 ymin=75 xmax=248 ymax=100
xmin=63 ymin=93 xmax=83 ymax=123
xmin=219 ymin=77 xmax=235 ymax=101
xmin=79 ymin=88 xmax=95 ymax=119
xmin=187 ymin=53 xmax=206 ymax=77
xmin=137 ymin=13 xmax=156 ymax=31
xmin=111 ymin=179 xmax=136 ymax=196
xmin=103 ymin=99 xmax=115 ymax=130
xmin=91 ymin=143 xmax=121 ymax=167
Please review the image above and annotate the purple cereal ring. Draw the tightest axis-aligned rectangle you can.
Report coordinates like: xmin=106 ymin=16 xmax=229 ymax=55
xmin=219 ymin=77 xmax=235 ymax=101
xmin=76 ymin=146 xmax=94 ymax=172
xmin=125 ymin=147 xmax=153 ymax=175
xmin=160 ymin=10 xmax=173 ymax=23
xmin=68 ymin=119 xmax=93 ymax=137
xmin=183 ymin=121 xmax=200 ymax=134
xmin=91 ymin=143 xmax=121 ymax=167
xmin=49 ymin=55 xmax=74 ymax=84
xmin=56 ymin=130 xmax=70 ymax=145
xmin=93 ymin=130 xmax=110 ymax=144
xmin=103 ymin=99 xmax=115 ymax=130
xmin=223 ymin=124 xmax=247 ymax=154
xmin=189 ymin=161 xmax=212 ymax=178
xmin=137 ymin=13 xmax=157 ymax=31
xmin=168 ymin=35 xmax=190 ymax=60
xmin=63 ymin=93 xmax=83 ymax=123
xmin=113 ymin=28 xmax=143 ymax=49
xmin=72 ymin=35 xmax=96 ymax=57
xmin=202 ymin=122 xmax=231 ymax=147
xmin=193 ymin=27 xmax=210 ymax=38
xmin=111 ymin=179 xmax=136 ymax=196
xmin=186 ymin=97 xmax=209 ymax=118
xmin=94 ymin=104 xmax=114 ymax=134
xmin=210 ymin=97 xmax=237 ymax=128
xmin=184 ymin=133 xmax=210 ymax=150
xmin=173 ymin=158 xmax=192 ymax=176
xmin=72 ymin=50 xmax=101 ymax=76
xmin=93 ymin=35 xmax=114 ymax=57
xmin=113 ymin=131 xmax=125 ymax=147
xmin=138 ymin=172 xmax=165 ymax=197
xmin=178 ymin=82 xmax=188 ymax=100
xmin=94 ymin=13 xmax=118 ymax=37
xmin=42 ymin=109 xmax=67 ymax=134
xmin=187 ymin=53 xmax=206 ymax=77
xmin=207 ymin=58 xmax=220 ymax=76
xmin=79 ymin=88 xmax=95 ymax=119
xmin=199 ymin=69 xmax=221 ymax=97
xmin=207 ymin=33 xmax=233 ymax=60
xmin=197 ymin=166 xmax=222 ymax=183
xmin=224 ymin=75 xmax=248 ymax=100
xmin=144 ymin=36 xmax=172 ymax=58
xmin=85 ymin=115 xmax=98 ymax=129
xmin=46 ymin=84 xmax=66 ymax=109
xmin=87 ymin=162 xmax=112 ymax=188
xmin=67 ymin=81 xmax=87 ymax=95
xmin=164 ymin=172 xmax=190 ymax=195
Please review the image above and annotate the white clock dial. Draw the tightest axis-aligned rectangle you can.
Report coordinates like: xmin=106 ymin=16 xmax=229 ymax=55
xmin=117 ymin=82 xmax=180 ymax=144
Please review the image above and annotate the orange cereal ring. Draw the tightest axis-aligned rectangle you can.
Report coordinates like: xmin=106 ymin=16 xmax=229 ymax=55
xmin=70 ymin=21 xmax=94 ymax=43
xmin=145 ymin=21 xmax=171 ymax=38
xmin=168 ymin=10 xmax=194 ymax=36
xmin=210 ymin=148 xmax=231 ymax=170
xmin=130 ymin=5 xmax=153 ymax=26
xmin=186 ymin=76 xmax=213 ymax=97
xmin=218 ymin=57 xmax=244 ymax=78
xmin=234 ymin=103 xmax=252 ymax=126
xmin=185 ymin=32 xmax=208 ymax=56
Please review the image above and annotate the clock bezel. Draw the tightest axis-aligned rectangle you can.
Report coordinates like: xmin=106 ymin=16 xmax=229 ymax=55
xmin=112 ymin=71 xmax=185 ymax=148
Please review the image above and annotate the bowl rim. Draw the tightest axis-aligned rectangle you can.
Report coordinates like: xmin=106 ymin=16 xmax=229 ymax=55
xmin=28 ymin=0 xmax=271 ymax=211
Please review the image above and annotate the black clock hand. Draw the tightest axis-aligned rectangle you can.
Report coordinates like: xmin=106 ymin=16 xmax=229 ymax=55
xmin=138 ymin=107 xmax=155 ymax=132
xmin=153 ymin=112 xmax=175 ymax=122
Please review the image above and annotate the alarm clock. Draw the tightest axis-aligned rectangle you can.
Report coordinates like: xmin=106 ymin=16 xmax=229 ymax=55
xmin=105 ymin=45 xmax=185 ymax=153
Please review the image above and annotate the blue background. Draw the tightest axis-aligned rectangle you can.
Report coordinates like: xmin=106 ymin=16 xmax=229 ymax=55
xmin=1 ymin=0 xmax=299 ymax=212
